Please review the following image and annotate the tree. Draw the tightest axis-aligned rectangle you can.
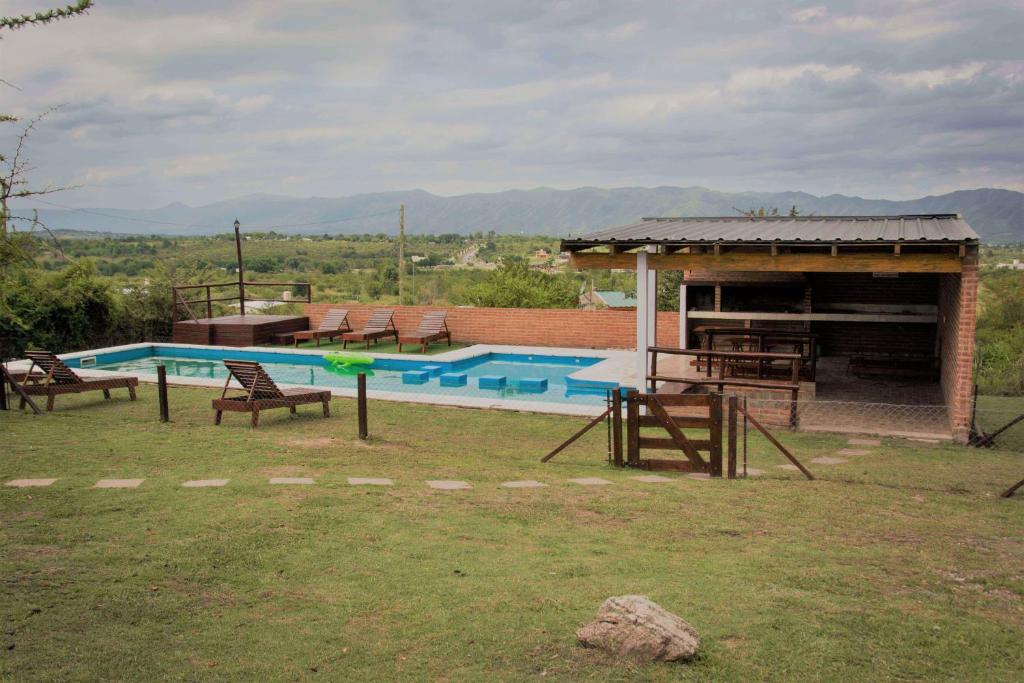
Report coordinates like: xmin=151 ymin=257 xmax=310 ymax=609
xmin=465 ymin=257 xmax=577 ymax=309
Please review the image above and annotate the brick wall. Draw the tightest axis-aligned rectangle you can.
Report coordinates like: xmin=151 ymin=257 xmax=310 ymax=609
xmin=304 ymin=303 xmax=680 ymax=349
xmin=938 ymin=256 xmax=979 ymax=442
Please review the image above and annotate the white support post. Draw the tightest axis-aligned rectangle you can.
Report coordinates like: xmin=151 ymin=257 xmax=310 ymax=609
xmin=635 ymin=251 xmax=650 ymax=393
xmin=679 ymin=284 xmax=688 ymax=349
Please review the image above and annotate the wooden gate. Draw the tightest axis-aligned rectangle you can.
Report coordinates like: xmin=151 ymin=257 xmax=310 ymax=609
xmin=622 ymin=391 xmax=735 ymax=476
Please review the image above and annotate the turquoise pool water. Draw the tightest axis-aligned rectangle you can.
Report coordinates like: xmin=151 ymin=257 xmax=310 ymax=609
xmin=81 ymin=346 xmax=617 ymax=406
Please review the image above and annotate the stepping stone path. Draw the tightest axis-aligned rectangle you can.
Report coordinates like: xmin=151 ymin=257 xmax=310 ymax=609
xmin=269 ymin=477 xmax=315 ymax=485
xmin=501 ymin=480 xmax=547 ymax=488
xmin=744 ymin=468 xmax=764 ymax=477
xmin=631 ymin=475 xmax=674 ymax=483
xmin=426 ymin=480 xmax=472 ymax=490
xmin=348 ymin=477 xmax=393 ymax=486
xmin=567 ymin=477 xmax=612 ymax=486
xmin=5 ymin=478 xmax=57 ymax=488
xmin=776 ymin=464 xmax=800 ymax=472
xmin=848 ymin=438 xmax=881 ymax=447
xmin=810 ymin=456 xmax=847 ymax=465
xmin=182 ymin=479 xmax=229 ymax=488
xmin=687 ymin=473 xmax=711 ymax=481
xmin=94 ymin=479 xmax=144 ymax=488
xmin=836 ymin=448 xmax=871 ymax=457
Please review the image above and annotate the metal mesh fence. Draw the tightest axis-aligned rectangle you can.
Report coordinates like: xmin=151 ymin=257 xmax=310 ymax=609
xmin=738 ymin=394 xmax=1024 ymax=451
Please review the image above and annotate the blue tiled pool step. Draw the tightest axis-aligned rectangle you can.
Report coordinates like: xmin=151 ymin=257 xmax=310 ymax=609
xmin=440 ymin=372 xmax=468 ymax=387
xmin=402 ymin=370 xmax=430 ymax=385
xmin=478 ymin=375 xmax=507 ymax=390
xmin=421 ymin=364 xmax=443 ymax=377
xmin=518 ymin=377 xmax=548 ymax=393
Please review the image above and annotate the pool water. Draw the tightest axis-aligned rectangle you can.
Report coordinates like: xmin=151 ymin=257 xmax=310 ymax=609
xmin=83 ymin=346 xmax=615 ymax=406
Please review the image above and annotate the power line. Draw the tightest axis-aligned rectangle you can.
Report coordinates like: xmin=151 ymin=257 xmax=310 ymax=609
xmin=19 ymin=197 xmax=399 ymax=231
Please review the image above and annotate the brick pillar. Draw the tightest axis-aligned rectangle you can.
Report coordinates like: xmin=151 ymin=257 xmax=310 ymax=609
xmin=940 ymin=253 xmax=979 ymax=443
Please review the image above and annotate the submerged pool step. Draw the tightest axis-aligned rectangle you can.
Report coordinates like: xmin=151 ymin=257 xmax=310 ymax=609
xmin=402 ymin=370 xmax=430 ymax=385
xmin=478 ymin=375 xmax=507 ymax=390
xmin=519 ymin=377 xmax=548 ymax=393
xmin=440 ymin=372 xmax=468 ymax=387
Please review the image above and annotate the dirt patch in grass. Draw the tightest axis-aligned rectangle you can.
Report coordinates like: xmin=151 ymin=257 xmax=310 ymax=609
xmin=280 ymin=436 xmax=339 ymax=448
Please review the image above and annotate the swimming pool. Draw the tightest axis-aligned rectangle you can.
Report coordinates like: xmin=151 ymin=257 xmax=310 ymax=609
xmin=68 ymin=344 xmax=624 ymax=410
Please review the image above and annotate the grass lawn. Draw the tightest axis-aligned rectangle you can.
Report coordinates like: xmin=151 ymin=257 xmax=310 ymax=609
xmin=281 ymin=340 xmax=471 ymax=354
xmin=1 ymin=385 xmax=1022 ymax=681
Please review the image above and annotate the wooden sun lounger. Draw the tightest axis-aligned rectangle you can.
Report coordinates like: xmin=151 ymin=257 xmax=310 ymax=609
xmin=213 ymin=360 xmax=331 ymax=428
xmin=17 ymin=350 xmax=138 ymax=412
xmin=341 ymin=309 xmax=398 ymax=350
xmin=293 ymin=308 xmax=351 ymax=347
xmin=397 ymin=311 xmax=451 ymax=353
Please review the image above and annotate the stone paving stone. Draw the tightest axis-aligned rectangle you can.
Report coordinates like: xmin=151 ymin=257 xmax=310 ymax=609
xmin=94 ymin=479 xmax=144 ymax=488
xmin=567 ymin=477 xmax=612 ymax=486
xmin=426 ymin=480 xmax=472 ymax=490
xmin=5 ymin=478 xmax=58 ymax=488
xmin=182 ymin=479 xmax=229 ymax=488
xmin=848 ymin=437 xmax=881 ymax=447
xmin=348 ymin=477 xmax=393 ymax=486
xmin=686 ymin=473 xmax=711 ymax=481
xmin=837 ymin=448 xmax=871 ymax=457
xmin=776 ymin=464 xmax=800 ymax=471
xmin=630 ymin=475 xmax=674 ymax=483
xmin=908 ymin=437 xmax=941 ymax=445
xmin=269 ymin=477 xmax=315 ymax=485
xmin=810 ymin=456 xmax=847 ymax=465
xmin=500 ymin=480 xmax=547 ymax=488
xmin=744 ymin=468 xmax=764 ymax=477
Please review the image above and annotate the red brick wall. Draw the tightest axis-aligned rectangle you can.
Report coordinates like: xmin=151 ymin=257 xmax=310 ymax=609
xmin=938 ymin=256 xmax=979 ymax=442
xmin=304 ymin=303 xmax=680 ymax=349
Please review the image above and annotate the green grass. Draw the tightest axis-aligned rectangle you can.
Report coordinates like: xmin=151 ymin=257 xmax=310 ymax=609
xmin=1 ymin=386 xmax=1022 ymax=681
xmin=281 ymin=339 xmax=470 ymax=354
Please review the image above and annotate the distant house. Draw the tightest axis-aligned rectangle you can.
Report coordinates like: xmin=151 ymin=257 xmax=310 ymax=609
xmin=994 ymin=259 xmax=1024 ymax=270
xmin=533 ymin=248 xmax=551 ymax=260
xmin=579 ymin=289 xmax=637 ymax=310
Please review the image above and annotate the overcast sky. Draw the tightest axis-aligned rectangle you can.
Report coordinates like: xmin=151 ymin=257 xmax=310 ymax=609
xmin=1 ymin=0 xmax=1022 ymax=209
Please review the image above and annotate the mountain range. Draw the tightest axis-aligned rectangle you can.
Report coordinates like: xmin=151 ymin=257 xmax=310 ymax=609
xmin=32 ymin=186 xmax=1024 ymax=242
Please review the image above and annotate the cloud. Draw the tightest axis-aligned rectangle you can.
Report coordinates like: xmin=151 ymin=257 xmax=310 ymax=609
xmin=0 ymin=0 xmax=1022 ymax=209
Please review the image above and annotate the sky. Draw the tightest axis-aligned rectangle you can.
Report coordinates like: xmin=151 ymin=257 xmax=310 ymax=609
xmin=1 ymin=0 xmax=1022 ymax=209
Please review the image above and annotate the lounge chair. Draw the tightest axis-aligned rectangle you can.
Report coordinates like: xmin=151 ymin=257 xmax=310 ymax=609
xmin=17 ymin=350 xmax=138 ymax=412
xmin=213 ymin=360 xmax=331 ymax=428
xmin=397 ymin=311 xmax=451 ymax=353
xmin=293 ymin=308 xmax=351 ymax=347
xmin=341 ymin=309 xmax=398 ymax=350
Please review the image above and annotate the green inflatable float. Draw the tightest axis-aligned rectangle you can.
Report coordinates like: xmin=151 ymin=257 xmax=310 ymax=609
xmin=323 ymin=352 xmax=375 ymax=377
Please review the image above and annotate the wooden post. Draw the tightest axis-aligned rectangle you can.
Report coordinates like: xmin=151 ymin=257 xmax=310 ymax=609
xmin=157 ymin=364 xmax=169 ymax=422
xmin=789 ymin=357 xmax=800 ymax=429
xmin=708 ymin=392 xmax=723 ymax=477
xmin=612 ymin=388 xmax=623 ymax=467
xmin=626 ymin=390 xmax=639 ymax=466
xmin=357 ymin=372 xmax=368 ymax=440
xmin=727 ymin=395 xmax=737 ymax=479
xmin=234 ymin=218 xmax=246 ymax=316
xmin=0 ymin=363 xmax=7 ymax=411
xmin=205 ymin=285 xmax=213 ymax=319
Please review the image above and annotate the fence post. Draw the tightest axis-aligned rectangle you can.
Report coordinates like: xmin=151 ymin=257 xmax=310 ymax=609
xmin=612 ymin=388 xmax=623 ymax=467
xmin=0 ymin=363 xmax=8 ymax=411
xmin=157 ymin=364 xmax=169 ymax=422
xmin=357 ymin=373 xmax=368 ymax=440
xmin=727 ymin=395 xmax=737 ymax=479
xmin=626 ymin=390 xmax=639 ymax=466
xmin=708 ymin=392 xmax=723 ymax=477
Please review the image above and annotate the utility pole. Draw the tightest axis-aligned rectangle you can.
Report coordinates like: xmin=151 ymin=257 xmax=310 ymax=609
xmin=398 ymin=204 xmax=405 ymax=305
xmin=234 ymin=218 xmax=246 ymax=316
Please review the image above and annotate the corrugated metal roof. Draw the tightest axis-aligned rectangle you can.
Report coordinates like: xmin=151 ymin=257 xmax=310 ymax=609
xmin=564 ymin=214 xmax=979 ymax=247
xmin=593 ymin=290 xmax=637 ymax=308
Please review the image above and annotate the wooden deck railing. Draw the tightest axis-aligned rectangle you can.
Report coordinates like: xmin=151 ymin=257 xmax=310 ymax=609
xmin=171 ymin=281 xmax=312 ymax=323
xmin=647 ymin=346 xmax=803 ymax=428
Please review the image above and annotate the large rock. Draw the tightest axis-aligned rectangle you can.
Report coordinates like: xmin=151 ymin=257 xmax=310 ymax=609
xmin=576 ymin=595 xmax=700 ymax=662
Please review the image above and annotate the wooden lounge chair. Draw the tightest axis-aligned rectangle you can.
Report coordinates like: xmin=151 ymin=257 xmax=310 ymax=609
xmin=17 ymin=350 xmax=138 ymax=412
xmin=397 ymin=311 xmax=451 ymax=353
xmin=213 ymin=360 xmax=331 ymax=428
xmin=293 ymin=308 xmax=351 ymax=347
xmin=341 ymin=309 xmax=398 ymax=350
